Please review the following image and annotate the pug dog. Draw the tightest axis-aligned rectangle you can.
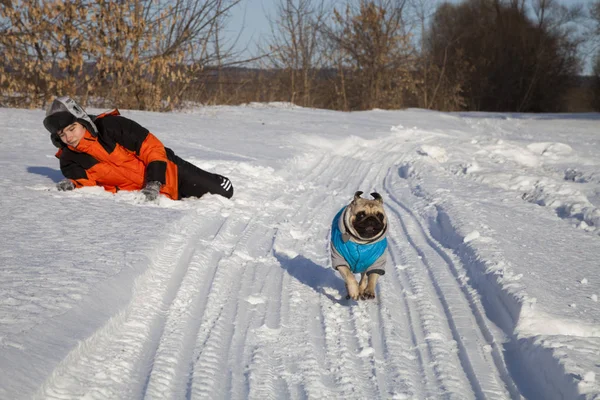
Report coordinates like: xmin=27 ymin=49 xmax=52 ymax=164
xmin=330 ymin=191 xmax=388 ymax=300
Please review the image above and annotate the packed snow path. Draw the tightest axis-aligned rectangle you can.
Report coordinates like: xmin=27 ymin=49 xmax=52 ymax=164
xmin=3 ymin=106 xmax=599 ymax=399
xmin=34 ymin=133 xmax=518 ymax=399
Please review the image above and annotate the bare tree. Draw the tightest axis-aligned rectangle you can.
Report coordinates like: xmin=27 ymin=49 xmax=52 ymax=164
xmin=407 ymin=0 xmax=467 ymax=110
xmin=322 ymin=0 xmax=416 ymax=110
xmin=590 ymin=0 xmax=600 ymax=109
xmin=424 ymin=0 xmax=581 ymax=112
xmin=1 ymin=0 xmax=96 ymax=106
xmin=263 ymin=0 xmax=329 ymax=107
xmin=525 ymin=0 xmax=585 ymax=110
xmin=0 ymin=0 xmax=241 ymax=110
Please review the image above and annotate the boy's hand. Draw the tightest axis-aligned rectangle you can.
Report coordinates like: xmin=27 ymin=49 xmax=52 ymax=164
xmin=141 ymin=181 xmax=162 ymax=201
xmin=57 ymin=179 xmax=75 ymax=191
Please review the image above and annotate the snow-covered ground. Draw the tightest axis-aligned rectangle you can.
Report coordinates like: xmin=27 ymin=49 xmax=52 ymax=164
xmin=1 ymin=103 xmax=599 ymax=399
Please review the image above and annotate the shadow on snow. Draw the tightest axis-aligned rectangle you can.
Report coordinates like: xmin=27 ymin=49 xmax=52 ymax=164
xmin=27 ymin=166 xmax=63 ymax=183
xmin=274 ymin=251 xmax=348 ymax=304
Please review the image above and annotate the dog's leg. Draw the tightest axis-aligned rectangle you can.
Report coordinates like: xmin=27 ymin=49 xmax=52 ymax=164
xmin=337 ymin=266 xmax=359 ymax=300
xmin=361 ymin=273 xmax=380 ymax=299
xmin=358 ymin=273 xmax=368 ymax=297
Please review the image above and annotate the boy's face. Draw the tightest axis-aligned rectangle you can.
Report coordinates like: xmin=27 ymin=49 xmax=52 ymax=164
xmin=58 ymin=122 xmax=86 ymax=148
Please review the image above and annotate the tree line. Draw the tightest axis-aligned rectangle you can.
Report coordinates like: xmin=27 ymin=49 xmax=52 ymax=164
xmin=1 ymin=0 xmax=600 ymax=112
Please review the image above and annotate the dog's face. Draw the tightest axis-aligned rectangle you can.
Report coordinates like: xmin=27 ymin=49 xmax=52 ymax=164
xmin=346 ymin=191 xmax=387 ymax=240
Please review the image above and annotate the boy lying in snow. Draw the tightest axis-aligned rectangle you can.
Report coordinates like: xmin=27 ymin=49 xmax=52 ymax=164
xmin=43 ymin=96 xmax=233 ymax=201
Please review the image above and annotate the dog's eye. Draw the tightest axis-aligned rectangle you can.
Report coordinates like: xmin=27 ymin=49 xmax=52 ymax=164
xmin=356 ymin=211 xmax=366 ymax=219
xmin=377 ymin=212 xmax=384 ymax=220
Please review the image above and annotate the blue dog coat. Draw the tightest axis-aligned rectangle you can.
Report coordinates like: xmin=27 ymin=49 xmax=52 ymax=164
xmin=330 ymin=207 xmax=388 ymax=274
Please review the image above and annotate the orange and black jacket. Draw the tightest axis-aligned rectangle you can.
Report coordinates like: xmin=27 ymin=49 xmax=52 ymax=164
xmin=56 ymin=110 xmax=180 ymax=199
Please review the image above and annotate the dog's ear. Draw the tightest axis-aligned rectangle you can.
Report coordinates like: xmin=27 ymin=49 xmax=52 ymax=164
xmin=371 ymin=192 xmax=383 ymax=204
xmin=351 ymin=191 xmax=363 ymax=205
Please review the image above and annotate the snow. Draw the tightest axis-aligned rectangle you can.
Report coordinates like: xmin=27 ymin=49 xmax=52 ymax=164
xmin=1 ymin=104 xmax=599 ymax=399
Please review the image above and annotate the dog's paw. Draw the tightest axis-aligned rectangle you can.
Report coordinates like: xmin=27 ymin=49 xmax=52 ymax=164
xmin=346 ymin=281 xmax=360 ymax=300
xmin=360 ymin=289 xmax=376 ymax=300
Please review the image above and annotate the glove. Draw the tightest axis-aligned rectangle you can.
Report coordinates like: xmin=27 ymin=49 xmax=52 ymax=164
xmin=57 ymin=179 xmax=75 ymax=191
xmin=141 ymin=181 xmax=162 ymax=201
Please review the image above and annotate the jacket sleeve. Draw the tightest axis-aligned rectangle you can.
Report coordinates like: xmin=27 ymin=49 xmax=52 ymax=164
xmin=137 ymin=133 xmax=168 ymax=184
xmin=100 ymin=115 xmax=168 ymax=184
xmin=58 ymin=150 xmax=97 ymax=188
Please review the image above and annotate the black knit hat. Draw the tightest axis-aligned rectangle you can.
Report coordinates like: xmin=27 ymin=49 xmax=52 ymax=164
xmin=43 ymin=96 xmax=98 ymax=148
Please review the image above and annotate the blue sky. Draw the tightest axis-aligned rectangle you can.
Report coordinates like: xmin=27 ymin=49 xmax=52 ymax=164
xmin=226 ymin=0 xmax=596 ymax=73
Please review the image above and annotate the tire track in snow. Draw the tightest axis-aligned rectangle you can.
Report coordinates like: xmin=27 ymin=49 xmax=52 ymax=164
xmin=231 ymin=224 xmax=288 ymax=400
xmin=336 ymin=158 xmax=399 ymax=400
xmin=246 ymin=147 xmax=348 ymax=398
xmin=313 ymin=150 xmax=386 ymax=399
xmin=277 ymin=147 xmax=428 ymax=399
xmin=228 ymin=151 xmax=355 ymax=399
xmin=143 ymin=216 xmax=252 ymax=399
xmin=308 ymin=134 xmax=516 ymax=399
xmin=274 ymin=143 xmax=447 ymax=399
xmin=263 ymin=148 xmax=376 ymax=399
xmin=329 ymin=132 xmax=517 ymax=399
xmin=377 ymin=243 xmax=434 ymax=398
xmin=182 ymin=148 xmax=394 ymax=398
xmin=348 ymin=149 xmax=434 ymax=397
xmin=241 ymin=264 xmax=288 ymax=400
xmin=348 ymin=154 xmax=436 ymax=399
xmin=273 ymin=244 xmax=335 ymax=399
xmin=301 ymin=151 xmax=336 ymax=187
xmin=35 ymin=130 xmax=520 ymax=399
xmin=386 ymin=211 xmax=472 ymax=398
xmin=383 ymin=165 xmax=518 ymax=399
xmin=188 ymin=218 xmax=280 ymax=399
xmin=34 ymin=210 xmax=227 ymax=400
xmin=319 ymin=141 xmax=459 ymax=399
xmin=278 ymin=152 xmax=360 ymax=398
xmin=184 ymin=148 xmax=350 ymax=399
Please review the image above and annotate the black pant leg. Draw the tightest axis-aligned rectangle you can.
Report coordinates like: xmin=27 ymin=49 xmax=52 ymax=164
xmin=168 ymin=150 xmax=234 ymax=199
